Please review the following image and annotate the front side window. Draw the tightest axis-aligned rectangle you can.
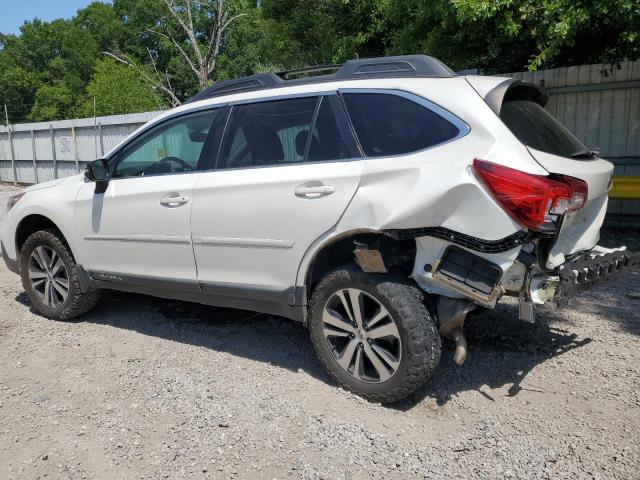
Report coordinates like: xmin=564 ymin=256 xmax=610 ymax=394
xmin=218 ymin=97 xmax=318 ymax=169
xmin=113 ymin=109 xmax=220 ymax=178
xmin=343 ymin=93 xmax=460 ymax=157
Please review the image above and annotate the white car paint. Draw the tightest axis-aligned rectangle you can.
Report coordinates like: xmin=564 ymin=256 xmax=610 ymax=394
xmin=0 ymin=72 xmax=617 ymax=314
xmin=74 ymin=172 xmax=202 ymax=282
xmin=190 ymin=159 xmax=363 ymax=293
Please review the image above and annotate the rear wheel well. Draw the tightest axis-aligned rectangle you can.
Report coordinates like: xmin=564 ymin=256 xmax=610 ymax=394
xmin=304 ymin=232 xmax=416 ymax=302
xmin=15 ymin=215 xmax=63 ymax=254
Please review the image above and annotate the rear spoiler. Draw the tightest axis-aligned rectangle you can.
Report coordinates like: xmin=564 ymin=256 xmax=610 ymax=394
xmin=465 ymin=76 xmax=548 ymax=115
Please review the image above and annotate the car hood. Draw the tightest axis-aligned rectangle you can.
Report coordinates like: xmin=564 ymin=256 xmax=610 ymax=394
xmin=22 ymin=174 xmax=84 ymax=194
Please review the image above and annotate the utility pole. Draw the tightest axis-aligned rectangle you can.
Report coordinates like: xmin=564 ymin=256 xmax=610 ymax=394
xmin=5 ymin=104 xmax=17 ymax=186
xmin=93 ymin=97 xmax=97 ymax=160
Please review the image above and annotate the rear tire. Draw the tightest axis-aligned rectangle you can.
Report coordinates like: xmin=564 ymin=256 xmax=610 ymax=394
xmin=20 ymin=229 xmax=100 ymax=320
xmin=308 ymin=265 xmax=441 ymax=403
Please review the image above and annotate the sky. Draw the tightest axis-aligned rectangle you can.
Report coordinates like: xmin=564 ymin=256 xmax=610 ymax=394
xmin=0 ymin=0 xmax=110 ymax=35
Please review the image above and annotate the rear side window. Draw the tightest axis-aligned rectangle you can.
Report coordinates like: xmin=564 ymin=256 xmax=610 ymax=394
xmin=218 ymin=97 xmax=318 ymax=169
xmin=218 ymin=96 xmax=350 ymax=169
xmin=500 ymin=90 xmax=586 ymax=158
xmin=343 ymin=93 xmax=460 ymax=157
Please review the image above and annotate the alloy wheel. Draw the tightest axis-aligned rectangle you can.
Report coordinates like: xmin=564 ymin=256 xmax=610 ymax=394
xmin=322 ymin=288 xmax=402 ymax=383
xmin=28 ymin=246 xmax=69 ymax=308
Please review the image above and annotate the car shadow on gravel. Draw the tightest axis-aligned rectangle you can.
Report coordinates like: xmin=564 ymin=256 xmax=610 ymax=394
xmin=15 ymin=290 xmax=594 ymax=410
xmin=390 ymin=303 xmax=593 ymax=410
xmin=16 ymin=290 xmax=331 ymax=382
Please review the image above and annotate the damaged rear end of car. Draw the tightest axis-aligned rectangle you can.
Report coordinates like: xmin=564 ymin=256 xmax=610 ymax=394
xmin=332 ymin=74 xmax=638 ymax=367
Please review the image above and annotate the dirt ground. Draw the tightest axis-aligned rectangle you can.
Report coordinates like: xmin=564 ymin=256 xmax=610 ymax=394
xmin=0 ymin=183 xmax=639 ymax=479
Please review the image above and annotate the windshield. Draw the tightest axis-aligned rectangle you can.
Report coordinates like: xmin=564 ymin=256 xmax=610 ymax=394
xmin=500 ymin=90 xmax=587 ymax=159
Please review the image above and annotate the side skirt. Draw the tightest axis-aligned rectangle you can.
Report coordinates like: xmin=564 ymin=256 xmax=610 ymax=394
xmin=85 ymin=270 xmax=306 ymax=322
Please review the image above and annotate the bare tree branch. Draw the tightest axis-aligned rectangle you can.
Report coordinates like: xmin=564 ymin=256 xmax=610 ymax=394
xmin=104 ymin=51 xmax=181 ymax=107
xmin=111 ymin=0 xmax=250 ymax=101
xmin=161 ymin=0 xmax=207 ymax=85
xmin=146 ymin=28 xmax=200 ymax=78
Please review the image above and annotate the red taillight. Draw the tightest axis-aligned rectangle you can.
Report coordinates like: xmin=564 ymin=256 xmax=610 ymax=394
xmin=473 ymin=159 xmax=588 ymax=232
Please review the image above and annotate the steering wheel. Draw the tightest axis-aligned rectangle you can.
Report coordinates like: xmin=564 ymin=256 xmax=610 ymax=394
xmin=139 ymin=156 xmax=193 ymax=176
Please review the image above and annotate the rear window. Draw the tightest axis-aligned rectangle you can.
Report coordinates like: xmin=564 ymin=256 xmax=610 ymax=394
xmin=343 ymin=93 xmax=460 ymax=157
xmin=500 ymin=90 xmax=586 ymax=158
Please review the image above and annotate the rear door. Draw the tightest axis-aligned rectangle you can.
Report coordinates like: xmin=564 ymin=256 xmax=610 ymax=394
xmin=190 ymin=94 xmax=363 ymax=304
xmin=498 ymin=88 xmax=614 ymax=265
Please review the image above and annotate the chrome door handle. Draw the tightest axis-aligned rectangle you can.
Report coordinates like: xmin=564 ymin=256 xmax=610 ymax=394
xmin=160 ymin=193 xmax=189 ymax=207
xmin=294 ymin=185 xmax=336 ymax=198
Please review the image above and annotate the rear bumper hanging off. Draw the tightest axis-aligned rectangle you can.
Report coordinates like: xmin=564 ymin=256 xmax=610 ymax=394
xmin=554 ymin=249 xmax=639 ymax=306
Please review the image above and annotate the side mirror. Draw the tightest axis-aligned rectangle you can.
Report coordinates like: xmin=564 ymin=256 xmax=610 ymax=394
xmin=85 ymin=159 xmax=109 ymax=194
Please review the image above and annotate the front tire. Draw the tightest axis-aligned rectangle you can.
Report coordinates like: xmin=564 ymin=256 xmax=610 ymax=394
xmin=20 ymin=229 xmax=100 ymax=320
xmin=308 ymin=266 xmax=441 ymax=403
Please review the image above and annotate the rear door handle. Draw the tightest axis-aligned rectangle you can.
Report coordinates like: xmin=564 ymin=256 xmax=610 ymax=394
xmin=160 ymin=193 xmax=189 ymax=207
xmin=294 ymin=184 xmax=335 ymax=198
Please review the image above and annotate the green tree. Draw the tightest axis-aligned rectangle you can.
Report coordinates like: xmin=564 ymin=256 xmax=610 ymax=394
xmin=2 ymin=0 xmax=639 ymax=123
xmin=0 ymin=66 xmax=43 ymax=123
xmin=258 ymin=0 xmax=391 ymax=68
xmin=0 ymin=18 xmax=98 ymax=121
xmin=108 ymin=0 xmax=256 ymax=105
xmin=28 ymin=83 xmax=76 ymax=121
xmin=386 ymin=0 xmax=640 ymax=72
xmin=74 ymin=58 xmax=166 ymax=118
xmin=74 ymin=1 xmax=128 ymax=52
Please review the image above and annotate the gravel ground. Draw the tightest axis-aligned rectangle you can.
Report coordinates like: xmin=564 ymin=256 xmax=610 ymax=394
xmin=0 ymin=182 xmax=639 ymax=480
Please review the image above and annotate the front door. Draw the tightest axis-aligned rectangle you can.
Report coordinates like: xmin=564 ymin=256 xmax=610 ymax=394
xmin=190 ymin=95 xmax=363 ymax=305
xmin=75 ymin=108 xmax=224 ymax=289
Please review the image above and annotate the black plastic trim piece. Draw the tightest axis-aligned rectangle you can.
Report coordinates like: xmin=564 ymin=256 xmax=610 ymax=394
xmin=437 ymin=245 xmax=503 ymax=295
xmin=75 ymin=265 xmax=91 ymax=293
xmin=329 ymin=94 xmax=363 ymax=159
xmin=86 ymin=270 xmax=305 ymax=322
xmin=198 ymin=106 xmax=231 ymax=171
xmin=200 ymin=282 xmax=295 ymax=304
xmin=200 ymin=282 xmax=303 ymax=321
xmin=384 ymin=227 xmax=526 ymax=254
xmin=186 ymin=55 xmax=455 ymax=103
xmin=1 ymin=241 xmax=19 ymax=274
xmin=88 ymin=270 xmax=200 ymax=294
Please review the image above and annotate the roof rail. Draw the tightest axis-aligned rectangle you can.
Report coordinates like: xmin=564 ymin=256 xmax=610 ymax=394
xmin=187 ymin=73 xmax=284 ymax=104
xmin=456 ymin=68 xmax=480 ymax=76
xmin=278 ymin=64 xmax=342 ymax=79
xmin=337 ymin=55 xmax=455 ymax=79
xmin=186 ymin=55 xmax=455 ymax=103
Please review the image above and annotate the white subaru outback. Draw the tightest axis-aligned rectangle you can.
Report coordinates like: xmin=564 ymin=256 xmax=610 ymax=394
xmin=2 ymin=55 xmax=637 ymax=403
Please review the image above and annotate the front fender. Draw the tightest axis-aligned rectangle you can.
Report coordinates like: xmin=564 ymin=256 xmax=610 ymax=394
xmin=5 ymin=176 xmax=84 ymax=265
